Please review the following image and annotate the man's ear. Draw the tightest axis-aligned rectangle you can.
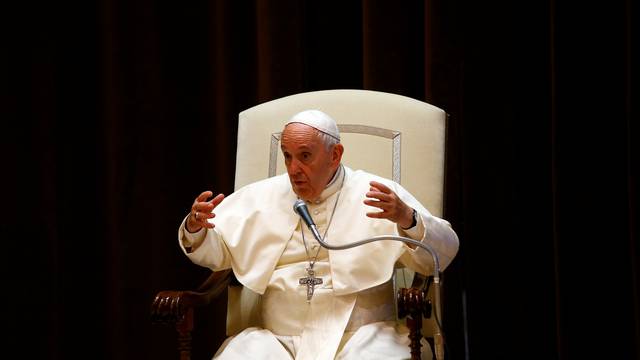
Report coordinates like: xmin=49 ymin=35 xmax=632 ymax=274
xmin=332 ymin=143 xmax=344 ymax=164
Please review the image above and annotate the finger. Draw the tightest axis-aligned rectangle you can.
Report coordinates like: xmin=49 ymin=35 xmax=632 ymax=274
xmin=202 ymin=210 xmax=216 ymax=228
xmin=366 ymin=191 xmax=392 ymax=203
xmin=193 ymin=212 xmax=215 ymax=228
xmin=369 ymin=181 xmax=391 ymax=194
xmin=363 ymin=199 xmax=386 ymax=209
xmin=192 ymin=201 xmax=214 ymax=214
xmin=200 ymin=218 xmax=215 ymax=229
xmin=193 ymin=193 xmax=224 ymax=212
xmin=364 ymin=198 xmax=389 ymax=211
xmin=210 ymin=193 xmax=225 ymax=207
xmin=196 ymin=190 xmax=213 ymax=202
xmin=365 ymin=210 xmax=388 ymax=219
xmin=196 ymin=211 xmax=216 ymax=220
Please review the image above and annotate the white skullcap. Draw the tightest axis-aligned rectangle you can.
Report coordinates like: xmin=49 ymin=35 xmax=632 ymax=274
xmin=285 ymin=109 xmax=340 ymax=141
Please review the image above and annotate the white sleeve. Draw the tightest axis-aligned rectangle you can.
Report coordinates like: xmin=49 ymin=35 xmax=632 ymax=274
xmin=390 ymin=180 xmax=460 ymax=274
xmin=177 ymin=214 xmax=232 ymax=270
xmin=397 ymin=211 xmax=426 ymax=240
xmin=402 ymin=211 xmax=459 ymax=273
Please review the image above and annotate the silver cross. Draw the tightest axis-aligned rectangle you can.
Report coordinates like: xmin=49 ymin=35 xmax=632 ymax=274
xmin=299 ymin=266 xmax=323 ymax=302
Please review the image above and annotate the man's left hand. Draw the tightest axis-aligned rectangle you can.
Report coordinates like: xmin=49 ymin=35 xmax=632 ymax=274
xmin=364 ymin=181 xmax=414 ymax=228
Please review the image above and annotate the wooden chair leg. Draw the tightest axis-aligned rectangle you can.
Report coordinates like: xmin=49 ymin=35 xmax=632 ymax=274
xmin=406 ymin=315 xmax=423 ymax=360
xmin=176 ymin=308 xmax=194 ymax=360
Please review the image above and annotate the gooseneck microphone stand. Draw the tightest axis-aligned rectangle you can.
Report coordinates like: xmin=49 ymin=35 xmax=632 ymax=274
xmin=293 ymin=200 xmax=444 ymax=360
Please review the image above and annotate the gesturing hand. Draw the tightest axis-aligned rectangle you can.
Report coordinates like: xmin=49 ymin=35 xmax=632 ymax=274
xmin=186 ymin=191 xmax=225 ymax=233
xmin=363 ymin=181 xmax=414 ymax=229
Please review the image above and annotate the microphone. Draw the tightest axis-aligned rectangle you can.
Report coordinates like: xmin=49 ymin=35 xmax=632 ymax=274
xmin=293 ymin=199 xmax=323 ymax=241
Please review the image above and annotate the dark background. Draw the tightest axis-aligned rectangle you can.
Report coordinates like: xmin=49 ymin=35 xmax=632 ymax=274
xmin=2 ymin=1 xmax=637 ymax=359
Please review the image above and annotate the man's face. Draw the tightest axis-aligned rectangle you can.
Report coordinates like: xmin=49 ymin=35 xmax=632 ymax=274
xmin=280 ymin=123 xmax=343 ymax=201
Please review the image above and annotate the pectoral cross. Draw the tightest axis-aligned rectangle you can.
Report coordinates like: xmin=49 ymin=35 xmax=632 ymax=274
xmin=299 ymin=265 xmax=323 ymax=302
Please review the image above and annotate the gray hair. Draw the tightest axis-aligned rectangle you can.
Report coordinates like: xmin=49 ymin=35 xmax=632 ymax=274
xmin=316 ymin=130 xmax=340 ymax=152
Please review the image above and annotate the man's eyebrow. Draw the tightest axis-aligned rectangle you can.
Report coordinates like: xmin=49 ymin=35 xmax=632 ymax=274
xmin=281 ymin=144 xmax=313 ymax=151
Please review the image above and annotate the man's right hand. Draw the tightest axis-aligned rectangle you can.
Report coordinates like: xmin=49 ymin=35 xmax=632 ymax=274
xmin=186 ymin=191 xmax=225 ymax=233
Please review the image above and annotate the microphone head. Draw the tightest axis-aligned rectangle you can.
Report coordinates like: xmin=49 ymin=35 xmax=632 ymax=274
xmin=293 ymin=199 xmax=322 ymax=241
xmin=293 ymin=199 xmax=316 ymax=227
xmin=293 ymin=199 xmax=306 ymax=213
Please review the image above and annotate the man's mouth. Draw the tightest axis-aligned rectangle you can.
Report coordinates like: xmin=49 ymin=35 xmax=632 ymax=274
xmin=291 ymin=178 xmax=307 ymax=186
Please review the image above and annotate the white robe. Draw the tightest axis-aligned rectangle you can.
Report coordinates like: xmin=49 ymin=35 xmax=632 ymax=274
xmin=179 ymin=166 xmax=458 ymax=359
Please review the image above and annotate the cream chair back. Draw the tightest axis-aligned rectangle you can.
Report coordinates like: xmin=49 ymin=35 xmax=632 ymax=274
xmin=236 ymin=89 xmax=446 ymax=218
xmin=227 ymin=89 xmax=447 ymax=337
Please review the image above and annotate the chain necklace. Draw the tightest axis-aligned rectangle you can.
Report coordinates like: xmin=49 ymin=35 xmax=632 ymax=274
xmin=298 ymin=165 xmax=345 ymax=302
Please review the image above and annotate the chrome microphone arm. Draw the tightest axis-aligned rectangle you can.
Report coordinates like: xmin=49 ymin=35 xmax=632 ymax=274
xmin=307 ymin=225 xmax=445 ymax=360
xmin=308 ymin=228 xmax=441 ymax=279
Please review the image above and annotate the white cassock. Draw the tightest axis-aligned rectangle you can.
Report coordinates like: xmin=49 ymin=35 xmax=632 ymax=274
xmin=179 ymin=165 xmax=459 ymax=360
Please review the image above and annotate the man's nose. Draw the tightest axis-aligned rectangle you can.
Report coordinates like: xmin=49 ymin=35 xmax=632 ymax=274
xmin=288 ymin=158 xmax=302 ymax=174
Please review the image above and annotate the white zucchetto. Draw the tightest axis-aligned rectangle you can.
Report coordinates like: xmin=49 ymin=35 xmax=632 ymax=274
xmin=285 ymin=109 xmax=341 ymax=141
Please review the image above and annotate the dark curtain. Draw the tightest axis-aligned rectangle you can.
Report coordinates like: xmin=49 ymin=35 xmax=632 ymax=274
xmin=2 ymin=1 xmax=636 ymax=359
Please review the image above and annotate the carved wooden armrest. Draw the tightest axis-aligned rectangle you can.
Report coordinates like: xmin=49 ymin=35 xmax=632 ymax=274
xmin=150 ymin=269 xmax=234 ymax=360
xmin=397 ymin=274 xmax=434 ymax=360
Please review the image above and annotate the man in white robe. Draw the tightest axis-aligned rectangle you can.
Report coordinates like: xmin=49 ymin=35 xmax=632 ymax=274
xmin=179 ymin=110 xmax=459 ymax=360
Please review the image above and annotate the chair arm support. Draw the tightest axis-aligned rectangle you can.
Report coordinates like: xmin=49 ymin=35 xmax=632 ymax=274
xmin=150 ymin=269 xmax=234 ymax=360
xmin=397 ymin=286 xmax=433 ymax=360
xmin=150 ymin=269 xmax=233 ymax=325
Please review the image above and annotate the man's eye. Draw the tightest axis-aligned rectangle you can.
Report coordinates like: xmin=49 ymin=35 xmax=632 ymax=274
xmin=302 ymin=153 xmax=311 ymax=160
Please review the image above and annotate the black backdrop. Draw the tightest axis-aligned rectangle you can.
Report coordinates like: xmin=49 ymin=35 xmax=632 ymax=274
xmin=2 ymin=1 xmax=637 ymax=359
